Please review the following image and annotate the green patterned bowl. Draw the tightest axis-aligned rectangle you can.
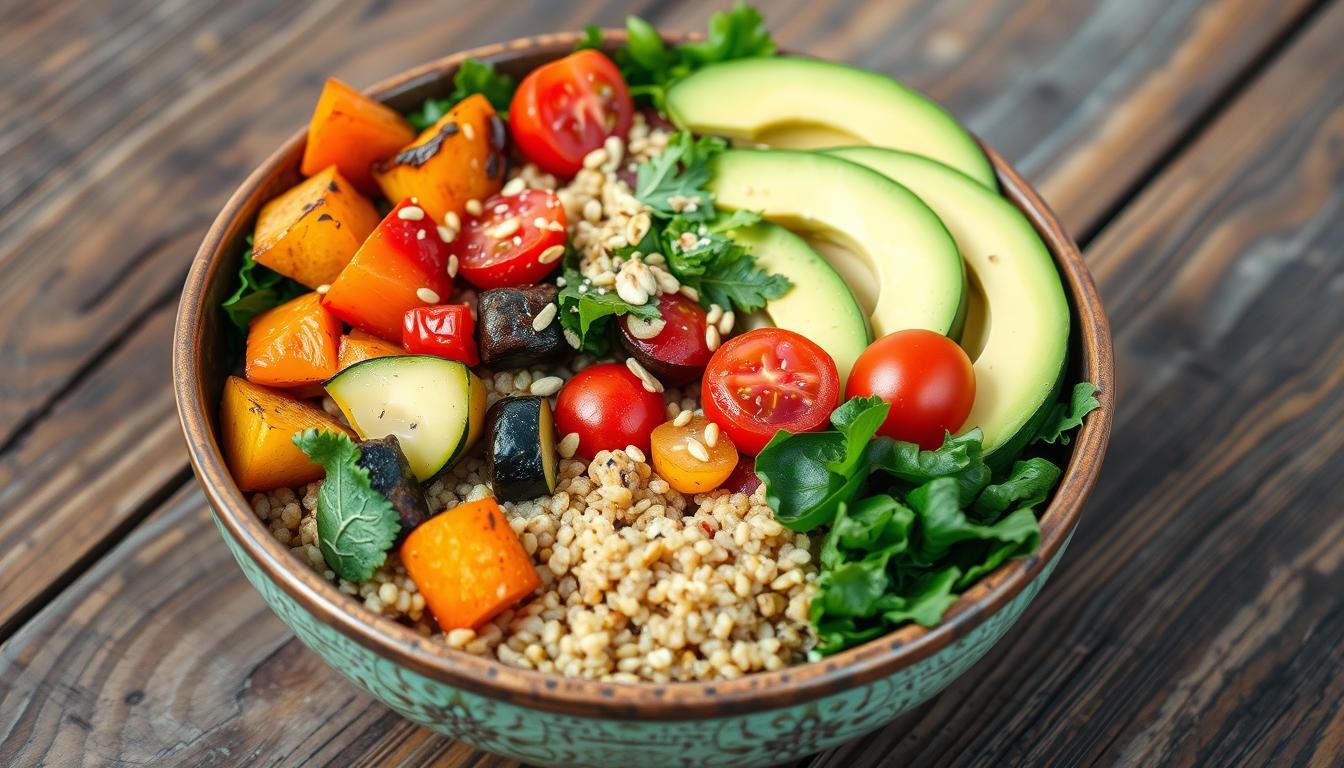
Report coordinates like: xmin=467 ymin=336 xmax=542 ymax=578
xmin=174 ymin=31 xmax=1113 ymax=768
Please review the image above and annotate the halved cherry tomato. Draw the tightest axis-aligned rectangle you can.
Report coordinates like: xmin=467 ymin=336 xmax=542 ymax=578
xmin=509 ymin=50 xmax=633 ymax=177
xmin=403 ymin=305 xmax=480 ymax=367
xmin=651 ymin=414 xmax=738 ymax=494
xmin=846 ymin=329 xmax=976 ymax=450
xmin=451 ymin=189 xmax=567 ymax=290
xmin=702 ymin=328 xmax=840 ymax=455
xmin=720 ymin=456 xmax=762 ymax=496
xmin=618 ymin=292 xmax=712 ymax=385
xmin=554 ymin=363 xmax=664 ymax=460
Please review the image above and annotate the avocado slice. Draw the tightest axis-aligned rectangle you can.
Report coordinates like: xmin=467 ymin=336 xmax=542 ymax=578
xmin=727 ymin=222 xmax=870 ymax=384
xmin=708 ymin=149 xmax=965 ymax=342
xmin=827 ymin=147 xmax=1069 ymax=464
xmin=666 ymin=57 xmax=995 ymax=189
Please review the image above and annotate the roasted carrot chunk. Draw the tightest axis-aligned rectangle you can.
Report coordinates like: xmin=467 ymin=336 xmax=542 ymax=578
xmin=400 ymin=498 xmax=540 ymax=630
xmin=253 ymin=166 xmax=381 ymax=288
xmin=219 ymin=376 xmax=351 ymax=492
xmin=337 ymin=330 xmax=404 ymax=372
xmin=245 ymin=293 xmax=343 ymax=390
xmin=373 ymin=94 xmax=506 ymax=224
xmin=301 ymin=78 xmax=417 ymax=195
xmin=322 ymin=198 xmax=455 ymax=340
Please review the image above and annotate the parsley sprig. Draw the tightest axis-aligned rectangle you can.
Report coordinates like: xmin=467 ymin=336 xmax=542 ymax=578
xmin=407 ymin=59 xmax=515 ymax=130
xmin=293 ymin=430 xmax=400 ymax=582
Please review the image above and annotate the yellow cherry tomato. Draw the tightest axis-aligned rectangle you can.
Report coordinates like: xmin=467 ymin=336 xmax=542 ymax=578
xmin=651 ymin=413 xmax=738 ymax=494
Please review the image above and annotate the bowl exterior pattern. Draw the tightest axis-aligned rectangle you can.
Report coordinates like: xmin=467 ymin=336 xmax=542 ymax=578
xmin=216 ymin=513 xmax=1067 ymax=767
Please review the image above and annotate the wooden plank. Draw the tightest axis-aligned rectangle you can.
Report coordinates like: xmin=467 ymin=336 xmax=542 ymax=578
xmin=0 ymin=0 xmax=1318 ymax=648
xmin=812 ymin=1 xmax=1344 ymax=764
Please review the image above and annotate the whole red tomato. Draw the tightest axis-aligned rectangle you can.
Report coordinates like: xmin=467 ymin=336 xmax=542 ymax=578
xmin=553 ymin=363 xmax=664 ymax=460
xmin=845 ymin=329 xmax=976 ymax=449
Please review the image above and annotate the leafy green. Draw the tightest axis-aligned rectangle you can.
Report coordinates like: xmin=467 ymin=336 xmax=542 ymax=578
xmin=687 ymin=248 xmax=791 ymax=312
xmin=556 ymin=265 xmax=660 ymax=355
xmin=973 ymin=458 xmax=1061 ymax=518
xmin=1034 ymin=382 xmax=1102 ymax=445
xmin=909 ymin=477 xmax=1039 ymax=561
xmin=220 ymin=236 xmax=304 ymax=331
xmin=574 ymin=24 xmax=603 ymax=51
xmin=407 ymin=59 xmax=515 ymax=130
xmin=869 ymin=429 xmax=992 ymax=505
xmin=635 ymin=132 xmax=726 ymax=221
xmin=615 ymin=3 xmax=776 ymax=109
xmin=292 ymin=429 xmax=400 ymax=582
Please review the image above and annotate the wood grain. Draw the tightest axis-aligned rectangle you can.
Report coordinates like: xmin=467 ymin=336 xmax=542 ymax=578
xmin=0 ymin=0 xmax=1318 ymax=648
xmin=0 ymin=0 xmax=1341 ymax=765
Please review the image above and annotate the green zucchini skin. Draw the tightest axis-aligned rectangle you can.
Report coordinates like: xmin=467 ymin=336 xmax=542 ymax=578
xmin=485 ymin=396 xmax=558 ymax=502
xmin=477 ymin=285 xmax=568 ymax=369
xmin=356 ymin=435 xmax=430 ymax=542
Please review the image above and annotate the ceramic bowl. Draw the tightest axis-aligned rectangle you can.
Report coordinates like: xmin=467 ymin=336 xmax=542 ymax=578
xmin=174 ymin=31 xmax=1113 ymax=768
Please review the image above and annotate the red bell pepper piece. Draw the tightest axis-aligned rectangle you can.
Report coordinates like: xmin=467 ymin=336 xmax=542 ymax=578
xmin=403 ymin=304 xmax=479 ymax=367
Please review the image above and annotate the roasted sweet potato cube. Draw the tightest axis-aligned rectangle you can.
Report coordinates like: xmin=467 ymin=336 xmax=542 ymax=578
xmin=337 ymin=330 xmax=404 ymax=371
xmin=302 ymin=78 xmax=417 ymax=195
xmin=373 ymin=94 xmax=506 ymax=224
xmin=219 ymin=376 xmax=351 ymax=492
xmin=253 ymin=166 xmax=380 ymax=288
xmin=245 ymin=293 xmax=343 ymax=390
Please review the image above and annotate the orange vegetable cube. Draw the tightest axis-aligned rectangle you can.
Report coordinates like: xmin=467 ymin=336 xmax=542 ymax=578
xmin=373 ymin=94 xmax=506 ymax=224
xmin=337 ymin=330 xmax=404 ymax=371
xmin=253 ymin=166 xmax=380 ymax=288
xmin=219 ymin=376 xmax=351 ymax=492
xmin=322 ymin=198 xmax=456 ymax=340
xmin=302 ymin=78 xmax=417 ymax=195
xmin=245 ymin=293 xmax=342 ymax=390
xmin=400 ymin=498 xmax=540 ymax=630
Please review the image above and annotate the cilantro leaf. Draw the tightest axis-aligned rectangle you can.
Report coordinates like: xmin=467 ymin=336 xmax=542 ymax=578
xmin=220 ymin=236 xmax=305 ymax=331
xmin=556 ymin=266 xmax=659 ymax=354
xmin=678 ymin=3 xmax=776 ymax=65
xmin=293 ymin=429 xmax=400 ymax=582
xmin=635 ymin=131 xmax=725 ymax=221
xmin=689 ymin=254 xmax=791 ymax=313
xmin=407 ymin=59 xmax=515 ymax=130
xmin=1034 ymin=381 xmax=1102 ymax=445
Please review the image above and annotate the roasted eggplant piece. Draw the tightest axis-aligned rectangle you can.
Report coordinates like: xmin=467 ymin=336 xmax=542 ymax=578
xmin=477 ymin=285 xmax=568 ymax=368
xmin=484 ymin=396 xmax=558 ymax=502
xmin=356 ymin=435 xmax=430 ymax=541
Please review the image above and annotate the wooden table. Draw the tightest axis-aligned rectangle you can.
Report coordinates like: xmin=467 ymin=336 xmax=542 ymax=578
xmin=2 ymin=0 xmax=1342 ymax=764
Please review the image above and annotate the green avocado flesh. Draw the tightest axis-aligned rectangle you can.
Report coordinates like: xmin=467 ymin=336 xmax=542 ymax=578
xmin=666 ymin=56 xmax=995 ymax=188
xmin=727 ymin=222 xmax=871 ymax=384
xmin=827 ymin=147 xmax=1069 ymax=463
xmin=708 ymin=149 xmax=965 ymax=343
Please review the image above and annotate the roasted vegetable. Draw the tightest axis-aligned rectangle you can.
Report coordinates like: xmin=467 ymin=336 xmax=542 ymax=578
xmin=220 ymin=376 xmax=351 ymax=491
xmin=485 ymin=396 xmax=558 ymax=502
xmin=245 ymin=292 xmax=342 ymax=390
xmin=403 ymin=304 xmax=480 ymax=367
xmin=355 ymin=435 xmax=430 ymax=542
xmin=373 ymin=94 xmax=507 ymax=224
xmin=321 ymin=198 xmax=456 ymax=340
xmin=337 ymin=330 xmax=403 ymax=372
xmin=476 ymin=284 xmax=568 ymax=368
xmin=400 ymin=498 xmax=541 ymax=630
xmin=252 ymin=166 xmax=380 ymax=288
xmin=301 ymin=78 xmax=417 ymax=195
xmin=324 ymin=355 xmax=485 ymax=481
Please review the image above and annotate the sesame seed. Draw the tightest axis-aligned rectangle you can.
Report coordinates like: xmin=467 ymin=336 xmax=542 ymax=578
xmin=719 ymin=311 xmax=735 ymax=336
xmin=556 ymin=276 xmax=567 ymax=287
xmin=704 ymin=422 xmax=720 ymax=448
xmin=563 ymin=329 xmax=581 ymax=349
xmin=582 ymin=147 xmax=608 ymax=169
xmin=625 ymin=357 xmax=664 ymax=393
xmin=489 ymin=217 xmax=521 ymax=240
xmin=445 ymin=211 xmax=462 ymax=230
xmin=547 ymin=220 xmax=566 ymax=232
xmin=583 ymin=199 xmax=602 ymax=223
xmin=398 ymin=206 xmax=426 ymax=221
xmin=679 ymin=285 xmax=700 ymax=302
xmin=446 ymin=254 xmax=459 ymax=278
xmin=532 ymin=303 xmax=558 ymax=332
xmin=416 ymin=287 xmax=440 ymax=304
xmin=705 ymin=325 xmax=721 ymax=352
xmin=558 ymin=432 xmax=580 ymax=459
xmin=462 ymin=122 xmax=476 ymax=141
xmin=465 ymin=199 xmax=483 ymax=216
xmin=416 ymin=229 xmax=427 ymax=240
xmin=501 ymin=177 xmax=527 ymax=196
xmin=706 ymin=304 xmax=724 ymax=325
xmin=529 ymin=375 xmax=564 ymax=397
xmin=686 ymin=438 xmax=710 ymax=462
xmin=673 ymin=410 xmax=693 ymax=428
xmin=625 ymin=444 xmax=646 ymax=463
xmin=315 ymin=283 xmax=330 ymax=295
xmin=533 ymin=217 xmax=550 ymax=228
xmin=539 ymin=244 xmax=565 ymax=264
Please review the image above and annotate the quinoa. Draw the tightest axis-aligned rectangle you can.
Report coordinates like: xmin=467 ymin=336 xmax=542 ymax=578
xmin=251 ymin=115 xmax=818 ymax=682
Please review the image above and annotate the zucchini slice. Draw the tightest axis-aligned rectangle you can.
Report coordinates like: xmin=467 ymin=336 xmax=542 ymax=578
xmin=484 ymin=396 xmax=558 ymax=502
xmin=325 ymin=355 xmax=485 ymax=481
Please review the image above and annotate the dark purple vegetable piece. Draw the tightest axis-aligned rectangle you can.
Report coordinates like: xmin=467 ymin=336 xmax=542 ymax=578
xmin=356 ymin=435 xmax=429 ymax=542
xmin=485 ymin=396 xmax=558 ymax=502
xmin=477 ymin=284 xmax=568 ymax=368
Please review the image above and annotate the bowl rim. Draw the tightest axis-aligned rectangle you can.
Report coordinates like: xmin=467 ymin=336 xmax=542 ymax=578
xmin=173 ymin=29 xmax=1113 ymax=721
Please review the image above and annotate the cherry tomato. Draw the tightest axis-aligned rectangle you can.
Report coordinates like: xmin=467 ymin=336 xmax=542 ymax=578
xmin=702 ymin=328 xmax=840 ymax=456
xmin=402 ymin=305 xmax=480 ymax=367
xmin=554 ymin=363 xmax=664 ymax=459
xmin=720 ymin=456 xmax=762 ymax=496
xmin=450 ymin=189 xmax=567 ymax=290
xmin=650 ymin=414 xmax=738 ymax=494
xmin=618 ymin=292 xmax=712 ymax=385
xmin=845 ymin=329 xmax=976 ymax=450
xmin=509 ymin=50 xmax=633 ymax=177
